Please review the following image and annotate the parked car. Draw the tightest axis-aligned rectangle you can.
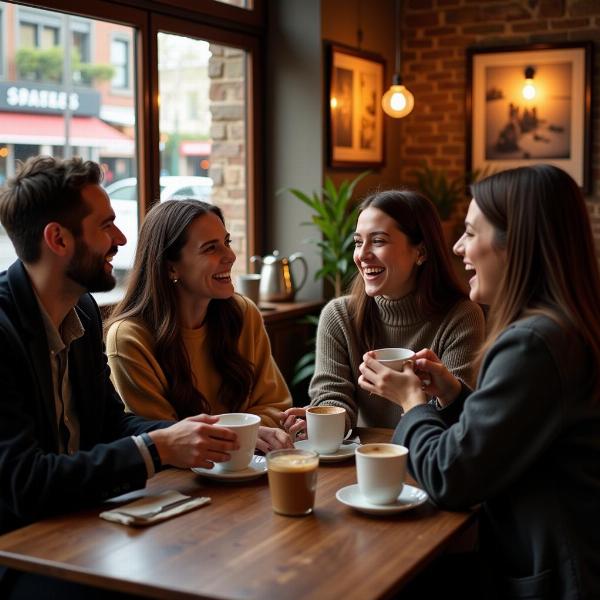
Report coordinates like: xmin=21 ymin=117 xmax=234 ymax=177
xmin=104 ymin=176 xmax=213 ymax=271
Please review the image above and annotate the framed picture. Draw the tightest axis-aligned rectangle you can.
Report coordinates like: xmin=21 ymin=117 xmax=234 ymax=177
xmin=327 ymin=45 xmax=385 ymax=168
xmin=466 ymin=42 xmax=592 ymax=192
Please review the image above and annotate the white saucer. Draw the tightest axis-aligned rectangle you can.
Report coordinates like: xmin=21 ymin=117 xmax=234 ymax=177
xmin=191 ymin=455 xmax=267 ymax=481
xmin=294 ymin=439 xmax=360 ymax=462
xmin=336 ymin=484 xmax=429 ymax=515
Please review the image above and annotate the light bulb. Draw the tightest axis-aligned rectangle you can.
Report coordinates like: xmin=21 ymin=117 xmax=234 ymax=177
xmin=522 ymin=66 xmax=536 ymax=101
xmin=522 ymin=80 xmax=536 ymax=100
xmin=390 ymin=92 xmax=407 ymax=111
xmin=382 ymin=84 xmax=414 ymax=118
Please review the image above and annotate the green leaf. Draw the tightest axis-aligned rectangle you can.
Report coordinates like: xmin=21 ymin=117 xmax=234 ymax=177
xmin=291 ymin=363 xmax=316 ymax=386
xmin=294 ymin=352 xmax=316 ymax=370
xmin=286 ymin=170 xmax=370 ymax=299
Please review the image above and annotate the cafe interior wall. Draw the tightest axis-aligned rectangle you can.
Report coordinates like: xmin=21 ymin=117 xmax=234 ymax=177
xmin=265 ymin=0 xmax=402 ymax=301
xmin=266 ymin=0 xmax=324 ymax=300
xmin=396 ymin=0 xmax=600 ymax=260
xmin=320 ymin=0 xmax=403 ymax=196
xmin=267 ymin=0 xmax=600 ymax=304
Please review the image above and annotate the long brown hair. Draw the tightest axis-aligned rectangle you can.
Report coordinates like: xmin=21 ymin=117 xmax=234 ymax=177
xmin=472 ymin=164 xmax=600 ymax=392
xmin=107 ymin=199 xmax=253 ymax=417
xmin=348 ymin=189 xmax=468 ymax=350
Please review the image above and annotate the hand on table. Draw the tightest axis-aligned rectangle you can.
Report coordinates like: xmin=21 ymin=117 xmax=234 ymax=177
xmin=149 ymin=414 xmax=239 ymax=470
xmin=255 ymin=425 xmax=294 ymax=454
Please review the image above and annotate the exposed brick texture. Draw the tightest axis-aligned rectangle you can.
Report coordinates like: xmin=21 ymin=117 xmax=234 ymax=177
xmin=399 ymin=0 xmax=600 ymax=258
xmin=208 ymin=44 xmax=247 ymax=271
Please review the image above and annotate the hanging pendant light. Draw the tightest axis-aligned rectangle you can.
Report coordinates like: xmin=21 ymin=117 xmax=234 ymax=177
xmin=382 ymin=0 xmax=414 ymax=118
xmin=522 ymin=66 xmax=536 ymax=100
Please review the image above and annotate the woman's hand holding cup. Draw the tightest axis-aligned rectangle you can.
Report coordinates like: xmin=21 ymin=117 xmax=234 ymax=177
xmin=279 ymin=407 xmax=308 ymax=442
xmin=358 ymin=350 xmax=426 ymax=412
xmin=413 ymin=348 xmax=462 ymax=407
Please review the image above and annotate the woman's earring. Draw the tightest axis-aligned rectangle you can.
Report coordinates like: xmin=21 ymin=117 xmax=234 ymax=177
xmin=172 ymin=278 xmax=179 ymax=284
xmin=417 ymin=257 xmax=425 ymax=266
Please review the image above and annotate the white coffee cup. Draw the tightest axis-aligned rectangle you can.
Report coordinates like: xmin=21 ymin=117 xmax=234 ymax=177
xmin=236 ymin=274 xmax=262 ymax=305
xmin=355 ymin=443 xmax=408 ymax=505
xmin=306 ymin=406 xmax=346 ymax=454
xmin=372 ymin=347 xmax=415 ymax=371
xmin=215 ymin=413 xmax=260 ymax=471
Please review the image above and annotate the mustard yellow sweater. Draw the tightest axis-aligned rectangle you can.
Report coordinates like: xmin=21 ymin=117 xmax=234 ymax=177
xmin=106 ymin=295 xmax=292 ymax=427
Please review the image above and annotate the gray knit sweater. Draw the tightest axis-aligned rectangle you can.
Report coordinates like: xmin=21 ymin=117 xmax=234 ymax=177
xmin=308 ymin=293 xmax=485 ymax=429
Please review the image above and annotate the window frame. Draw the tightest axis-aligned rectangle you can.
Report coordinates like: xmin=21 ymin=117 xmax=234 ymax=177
xmin=14 ymin=0 xmax=265 ymax=266
xmin=149 ymin=13 xmax=263 ymax=258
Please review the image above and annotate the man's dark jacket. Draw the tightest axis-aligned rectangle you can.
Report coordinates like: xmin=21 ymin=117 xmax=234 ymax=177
xmin=0 ymin=260 xmax=172 ymax=536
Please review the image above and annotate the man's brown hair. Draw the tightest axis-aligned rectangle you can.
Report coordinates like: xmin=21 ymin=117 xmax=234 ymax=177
xmin=0 ymin=155 xmax=102 ymax=263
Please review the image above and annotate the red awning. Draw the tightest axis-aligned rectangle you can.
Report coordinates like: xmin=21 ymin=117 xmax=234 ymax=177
xmin=0 ymin=112 xmax=134 ymax=153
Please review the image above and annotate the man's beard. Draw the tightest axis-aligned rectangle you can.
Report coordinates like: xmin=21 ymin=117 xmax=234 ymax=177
xmin=66 ymin=238 xmax=118 ymax=293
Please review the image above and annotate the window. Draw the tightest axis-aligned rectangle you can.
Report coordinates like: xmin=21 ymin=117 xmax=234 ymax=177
xmin=110 ymin=37 xmax=130 ymax=91
xmin=158 ymin=31 xmax=248 ymax=271
xmin=18 ymin=8 xmax=61 ymax=49
xmin=213 ymin=0 xmax=252 ymax=8
xmin=1 ymin=0 xmax=263 ymax=304
xmin=0 ymin=2 xmax=138 ymax=292
xmin=71 ymin=20 xmax=91 ymax=63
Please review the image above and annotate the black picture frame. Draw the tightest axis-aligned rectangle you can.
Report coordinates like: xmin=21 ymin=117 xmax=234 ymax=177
xmin=326 ymin=44 xmax=385 ymax=168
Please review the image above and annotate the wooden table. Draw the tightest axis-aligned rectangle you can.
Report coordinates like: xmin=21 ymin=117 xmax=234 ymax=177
xmin=0 ymin=429 xmax=476 ymax=600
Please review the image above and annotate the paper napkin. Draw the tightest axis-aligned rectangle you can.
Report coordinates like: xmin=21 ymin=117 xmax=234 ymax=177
xmin=100 ymin=490 xmax=211 ymax=527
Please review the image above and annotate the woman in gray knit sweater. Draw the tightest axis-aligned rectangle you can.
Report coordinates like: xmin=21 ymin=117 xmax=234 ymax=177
xmin=282 ymin=189 xmax=485 ymax=432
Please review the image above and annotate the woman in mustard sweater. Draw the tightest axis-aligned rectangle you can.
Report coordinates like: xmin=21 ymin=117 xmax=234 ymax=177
xmin=106 ymin=199 xmax=293 ymax=454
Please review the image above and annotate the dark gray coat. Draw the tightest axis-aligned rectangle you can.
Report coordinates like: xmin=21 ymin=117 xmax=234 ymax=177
xmin=394 ymin=315 xmax=600 ymax=600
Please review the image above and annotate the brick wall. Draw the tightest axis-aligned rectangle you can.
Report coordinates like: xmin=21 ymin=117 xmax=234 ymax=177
xmin=208 ymin=44 xmax=247 ymax=273
xmin=399 ymin=0 xmax=600 ymax=258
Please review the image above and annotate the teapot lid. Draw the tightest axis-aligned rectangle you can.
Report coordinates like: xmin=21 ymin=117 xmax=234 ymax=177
xmin=263 ymin=250 xmax=281 ymax=265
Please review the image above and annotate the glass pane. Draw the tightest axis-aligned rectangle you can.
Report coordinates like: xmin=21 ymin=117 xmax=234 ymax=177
xmin=158 ymin=32 xmax=248 ymax=274
xmin=213 ymin=0 xmax=252 ymax=9
xmin=0 ymin=2 xmax=138 ymax=303
xmin=19 ymin=23 xmax=36 ymax=48
xmin=110 ymin=39 xmax=129 ymax=90
xmin=40 ymin=25 xmax=58 ymax=49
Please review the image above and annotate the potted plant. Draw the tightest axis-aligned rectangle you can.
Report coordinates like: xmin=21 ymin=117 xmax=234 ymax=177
xmin=286 ymin=170 xmax=369 ymax=298
xmin=410 ymin=161 xmax=489 ymax=244
xmin=410 ymin=161 xmax=465 ymax=222
xmin=285 ymin=171 xmax=369 ymax=387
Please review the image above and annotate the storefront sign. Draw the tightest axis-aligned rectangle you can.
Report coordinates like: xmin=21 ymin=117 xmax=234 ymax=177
xmin=0 ymin=82 xmax=100 ymax=116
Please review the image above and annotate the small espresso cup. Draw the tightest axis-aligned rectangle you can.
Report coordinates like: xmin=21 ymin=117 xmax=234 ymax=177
xmin=305 ymin=406 xmax=346 ymax=455
xmin=215 ymin=413 xmax=260 ymax=472
xmin=372 ymin=347 xmax=415 ymax=371
xmin=267 ymin=448 xmax=319 ymax=516
xmin=236 ymin=274 xmax=262 ymax=305
xmin=355 ymin=443 xmax=408 ymax=505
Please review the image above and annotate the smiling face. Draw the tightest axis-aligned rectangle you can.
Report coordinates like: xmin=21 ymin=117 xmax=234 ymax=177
xmin=353 ymin=207 xmax=424 ymax=299
xmin=168 ymin=212 xmax=236 ymax=306
xmin=66 ymin=184 xmax=126 ymax=292
xmin=453 ymin=199 xmax=506 ymax=305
